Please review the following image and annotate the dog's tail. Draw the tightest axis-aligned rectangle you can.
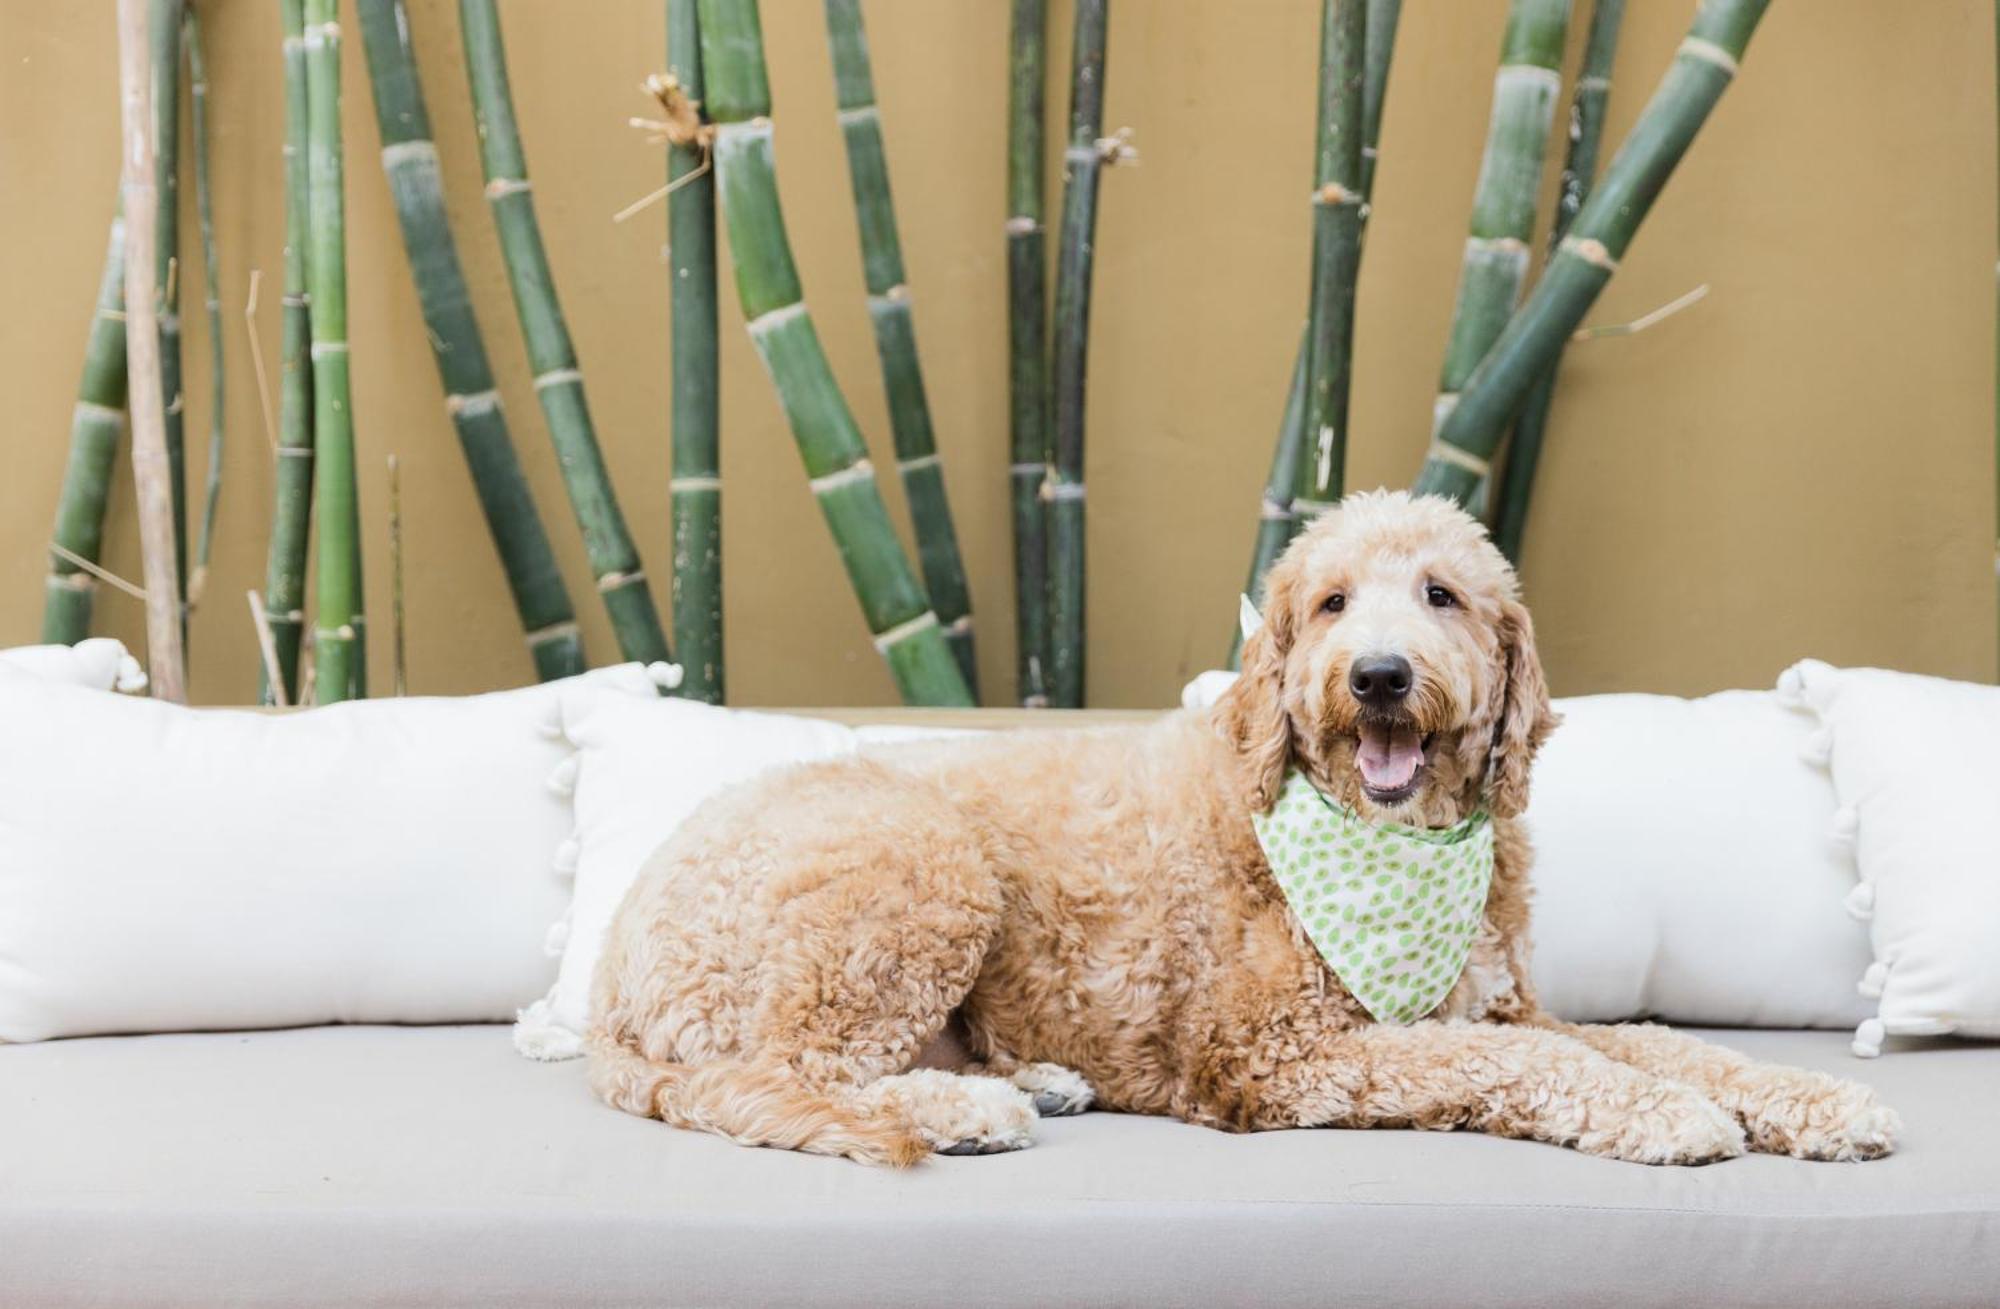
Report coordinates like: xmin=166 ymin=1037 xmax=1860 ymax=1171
xmin=585 ymin=1034 xmax=929 ymax=1167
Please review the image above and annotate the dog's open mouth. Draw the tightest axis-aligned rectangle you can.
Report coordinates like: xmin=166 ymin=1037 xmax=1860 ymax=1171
xmin=1356 ymin=719 xmax=1432 ymax=804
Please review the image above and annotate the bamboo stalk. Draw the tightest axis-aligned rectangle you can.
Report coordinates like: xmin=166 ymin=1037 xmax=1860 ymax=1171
xmin=1429 ymin=0 xmax=1569 ymax=515
xmin=118 ymin=0 xmax=187 ymax=703
xmin=1413 ymin=0 xmax=1772 ymax=503
xmin=185 ymin=2 xmax=224 ymax=608
xmin=1491 ymin=0 xmax=1626 ymax=565
xmin=695 ymin=0 xmax=972 ymax=706
xmin=355 ymin=0 xmax=586 ymax=683
xmin=42 ymin=216 xmax=131 ymax=645
xmin=305 ymin=0 xmax=363 ymax=703
xmin=667 ymin=0 xmax=723 ymax=702
xmin=1358 ymin=0 xmax=1402 ymax=210
xmin=151 ymin=0 xmax=188 ymax=624
xmin=1007 ymin=0 xmax=1049 ymax=707
xmin=1045 ymin=0 xmax=1114 ymax=709
xmin=457 ymin=0 xmax=671 ymax=668
xmin=388 ymin=454 xmax=407 ymax=696
xmin=261 ymin=0 xmax=314 ymax=705
xmin=1290 ymin=0 xmax=1366 ymax=524
xmin=823 ymin=0 xmax=980 ymax=699
xmin=1233 ymin=0 xmax=1399 ymax=664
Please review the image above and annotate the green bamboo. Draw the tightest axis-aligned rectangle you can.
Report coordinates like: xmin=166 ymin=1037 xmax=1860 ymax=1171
xmin=1414 ymin=0 xmax=1771 ymax=503
xmin=356 ymin=0 xmax=586 ymax=683
xmin=42 ymin=216 xmax=131 ymax=644
xmin=1995 ymin=0 xmax=1999 ymax=676
xmin=305 ymin=0 xmax=362 ymax=703
xmin=185 ymin=3 xmax=224 ymax=606
xmin=458 ymin=0 xmax=671 ymax=669
xmin=1007 ymin=0 xmax=1049 ymax=706
xmin=151 ymin=0 xmax=188 ymax=621
xmin=824 ymin=0 xmax=979 ymax=698
xmin=667 ymin=0 xmax=723 ymax=702
xmin=1046 ymin=0 xmax=1111 ymax=709
xmin=1428 ymin=0 xmax=1569 ymax=515
xmin=1358 ymin=0 xmax=1402 ymax=209
xmin=261 ymin=0 xmax=314 ymax=705
xmin=1233 ymin=0 xmax=1399 ymax=664
xmin=1290 ymin=0 xmax=1366 ymax=523
xmin=696 ymin=0 xmax=972 ymax=706
xmin=1491 ymin=0 xmax=1627 ymax=564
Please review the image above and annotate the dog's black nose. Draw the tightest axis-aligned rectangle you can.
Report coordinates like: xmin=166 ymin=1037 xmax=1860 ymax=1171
xmin=1349 ymin=654 xmax=1413 ymax=707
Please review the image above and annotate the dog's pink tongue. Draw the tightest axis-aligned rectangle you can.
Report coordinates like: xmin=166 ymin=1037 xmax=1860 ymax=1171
xmin=1357 ymin=723 xmax=1423 ymax=791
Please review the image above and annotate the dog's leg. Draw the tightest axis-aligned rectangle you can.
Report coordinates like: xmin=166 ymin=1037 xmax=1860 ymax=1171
xmin=1532 ymin=1018 xmax=1898 ymax=1161
xmin=1243 ymin=1022 xmax=1746 ymax=1165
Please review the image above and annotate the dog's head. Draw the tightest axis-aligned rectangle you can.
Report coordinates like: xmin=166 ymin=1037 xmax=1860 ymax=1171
xmin=1217 ymin=489 xmax=1557 ymax=826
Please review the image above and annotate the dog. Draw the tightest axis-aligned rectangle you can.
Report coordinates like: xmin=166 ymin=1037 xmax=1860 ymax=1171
xmin=588 ymin=489 xmax=1899 ymax=1166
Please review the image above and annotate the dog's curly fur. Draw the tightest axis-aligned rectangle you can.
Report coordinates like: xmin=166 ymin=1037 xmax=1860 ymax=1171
xmin=589 ymin=490 xmax=1899 ymax=1166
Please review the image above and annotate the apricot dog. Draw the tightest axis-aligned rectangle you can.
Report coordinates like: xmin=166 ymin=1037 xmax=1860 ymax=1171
xmin=589 ymin=490 xmax=1898 ymax=1166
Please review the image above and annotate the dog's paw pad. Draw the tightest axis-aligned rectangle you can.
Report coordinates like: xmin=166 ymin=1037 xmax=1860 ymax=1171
xmin=1010 ymin=1063 xmax=1095 ymax=1117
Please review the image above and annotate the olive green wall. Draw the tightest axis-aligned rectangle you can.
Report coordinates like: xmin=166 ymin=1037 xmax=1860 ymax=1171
xmin=3 ymin=1 xmax=1993 ymax=706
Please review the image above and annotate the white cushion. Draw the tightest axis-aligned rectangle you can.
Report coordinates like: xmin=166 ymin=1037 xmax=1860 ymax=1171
xmin=1526 ymin=691 xmax=1871 ymax=1029
xmin=0 ymin=639 xmax=147 ymax=692
xmin=1779 ymin=660 xmax=2000 ymax=1056
xmin=0 ymin=665 xmax=659 ymax=1043
xmin=514 ymin=693 xmax=863 ymax=1059
xmin=1183 ymin=671 xmax=1871 ymax=1030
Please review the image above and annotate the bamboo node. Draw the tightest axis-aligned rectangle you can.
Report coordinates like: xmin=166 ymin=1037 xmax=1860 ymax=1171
xmin=309 ymin=341 xmax=350 ymax=359
xmin=1314 ymin=183 xmax=1362 ymax=207
xmin=381 ymin=139 xmax=440 ymax=171
xmin=76 ymin=399 xmax=125 ymax=423
xmin=526 ymin=620 xmax=582 ymax=648
xmin=671 ymin=474 xmax=722 ymax=492
xmin=1009 ymin=461 xmax=1043 ymax=477
xmin=1677 ymin=36 xmax=1740 ymax=77
xmin=447 ymin=389 xmax=502 ymax=418
xmin=1093 ymin=127 xmax=1138 ymax=166
xmin=835 ymin=104 xmax=880 ymax=127
xmin=484 ymin=177 xmax=532 ymax=199
xmin=747 ymin=300 xmax=808 ymax=338
xmin=1005 ymin=216 xmax=1040 ymax=236
xmin=1467 ymin=234 xmax=1530 ymax=259
xmin=873 ymin=610 xmax=940 ymax=651
xmin=946 ymin=615 xmax=975 ymax=636
xmin=596 ymin=569 xmax=646 ymax=593
xmin=897 ymin=452 xmax=941 ymax=475
xmin=1259 ymin=496 xmax=1293 ymax=522
xmin=1495 ymin=63 xmax=1563 ymax=93
xmin=1425 ymin=441 xmax=1492 ymax=478
xmin=533 ymin=367 xmax=582 ymax=392
xmin=1044 ymin=481 xmax=1087 ymax=503
xmin=1559 ymin=235 xmax=1618 ymax=272
xmin=809 ymin=460 xmax=876 ymax=496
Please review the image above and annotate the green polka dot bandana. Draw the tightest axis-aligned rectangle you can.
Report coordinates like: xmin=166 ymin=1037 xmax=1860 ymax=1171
xmin=1251 ymin=768 xmax=1494 ymax=1025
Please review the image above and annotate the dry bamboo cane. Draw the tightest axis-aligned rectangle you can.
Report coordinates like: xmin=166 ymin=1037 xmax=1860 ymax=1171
xmin=305 ymin=0 xmax=364 ymax=703
xmin=117 ymin=0 xmax=188 ymax=703
xmin=1045 ymin=0 xmax=1115 ymax=709
xmin=355 ymin=0 xmax=586 ymax=683
xmin=1290 ymin=0 xmax=1367 ymax=525
xmin=1007 ymin=0 xmax=1049 ymax=706
xmin=695 ymin=0 xmax=971 ymax=706
xmin=1413 ymin=0 xmax=1772 ymax=503
xmin=458 ymin=0 xmax=671 ymax=668
xmin=824 ymin=0 xmax=979 ymax=698
xmin=186 ymin=2 xmax=224 ymax=607
xmin=1491 ymin=0 xmax=1627 ymax=564
xmin=1428 ymin=0 xmax=1569 ymax=515
xmin=151 ymin=0 xmax=189 ymax=628
xmin=666 ymin=0 xmax=723 ymax=702
xmin=261 ymin=0 xmax=314 ymax=705
xmin=42 ymin=217 xmax=131 ymax=644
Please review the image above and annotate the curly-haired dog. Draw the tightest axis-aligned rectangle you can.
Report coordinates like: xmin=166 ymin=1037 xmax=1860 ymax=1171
xmin=589 ymin=490 xmax=1899 ymax=1166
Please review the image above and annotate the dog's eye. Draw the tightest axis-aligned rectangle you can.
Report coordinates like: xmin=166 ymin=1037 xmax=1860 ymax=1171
xmin=1320 ymin=593 xmax=1345 ymax=615
xmin=1425 ymin=584 xmax=1457 ymax=609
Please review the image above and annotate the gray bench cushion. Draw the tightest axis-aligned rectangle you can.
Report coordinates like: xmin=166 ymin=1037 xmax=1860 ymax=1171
xmin=2 ymin=1025 xmax=1994 ymax=1307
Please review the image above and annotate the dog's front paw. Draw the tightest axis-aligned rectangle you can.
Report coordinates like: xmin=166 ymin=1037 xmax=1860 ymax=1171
xmin=1580 ymin=1083 xmax=1746 ymax=1166
xmin=1745 ymin=1074 xmax=1899 ymax=1162
xmin=1009 ymin=1062 xmax=1096 ymax=1117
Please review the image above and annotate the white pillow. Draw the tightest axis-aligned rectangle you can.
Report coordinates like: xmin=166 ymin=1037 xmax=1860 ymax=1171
xmin=1183 ymin=671 xmax=1871 ymax=1029
xmin=0 ymin=664 xmax=660 ymax=1043
xmin=0 ymin=638 xmax=147 ymax=692
xmin=1526 ymin=691 xmax=1872 ymax=1029
xmin=1779 ymin=660 xmax=2000 ymax=1056
xmin=514 ymin=693 xmax=864 ymax=1059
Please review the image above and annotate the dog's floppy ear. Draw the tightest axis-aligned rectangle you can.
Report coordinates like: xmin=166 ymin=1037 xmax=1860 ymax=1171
xmin=1483 ymin=597 xmax=1558 ymax=818
xmin=1216 ymin=562 xmax=1300 ymax=812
